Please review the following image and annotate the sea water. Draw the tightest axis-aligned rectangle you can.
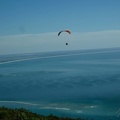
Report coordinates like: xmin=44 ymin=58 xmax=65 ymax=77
xmin=0 ymin=48 xmax=120 ymax=120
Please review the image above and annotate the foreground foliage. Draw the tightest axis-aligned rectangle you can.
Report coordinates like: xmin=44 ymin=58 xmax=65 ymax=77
xmin=0 ymin=107 xmax=90 ymax=120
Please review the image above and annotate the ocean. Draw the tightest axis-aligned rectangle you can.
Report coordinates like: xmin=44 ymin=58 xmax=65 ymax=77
xmin=0 ymin=48 xmax=120 ymax=120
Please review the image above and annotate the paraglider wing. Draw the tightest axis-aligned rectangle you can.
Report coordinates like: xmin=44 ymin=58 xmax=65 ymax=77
xmin=65 ymin=30 xmax=71 ymax=34
xmin=58 ymin=31 xmax=63 ymax=36
xmin=58 ymin=30 xmax=71 ymax=36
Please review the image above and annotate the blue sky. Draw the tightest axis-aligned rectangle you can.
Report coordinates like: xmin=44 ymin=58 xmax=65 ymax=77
xmin=0 ymin=0 xmax=120 ymax=54
xmin=0 ymin=0 xmax=120 ymax=35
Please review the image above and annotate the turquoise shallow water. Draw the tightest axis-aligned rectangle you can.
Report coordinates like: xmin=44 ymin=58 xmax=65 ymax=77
xmin=0 ymin=48 xmax=120 ymax=120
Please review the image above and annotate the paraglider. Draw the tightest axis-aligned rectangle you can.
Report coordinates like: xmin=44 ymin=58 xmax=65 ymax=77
xmin=58 ymin=30 xmax=71 ymax=45
xmin=66 ymin=42 xmax=68 ymax=45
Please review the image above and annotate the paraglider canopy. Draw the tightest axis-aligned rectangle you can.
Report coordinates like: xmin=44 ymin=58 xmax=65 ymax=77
xmin=58 ymin=30 xmax=71 ymax=36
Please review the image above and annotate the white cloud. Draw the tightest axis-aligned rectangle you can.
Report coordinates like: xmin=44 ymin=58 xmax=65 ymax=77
xmin=0 ymin=30 xmax=120 ymax=55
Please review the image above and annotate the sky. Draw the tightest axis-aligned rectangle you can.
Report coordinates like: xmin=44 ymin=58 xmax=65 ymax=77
xmin=0 ymin=0 xmax=120 ymax=55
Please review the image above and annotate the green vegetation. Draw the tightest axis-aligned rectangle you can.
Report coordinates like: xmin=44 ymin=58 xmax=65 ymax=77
xmin=0 ymin=106 xmax=89 ymax=120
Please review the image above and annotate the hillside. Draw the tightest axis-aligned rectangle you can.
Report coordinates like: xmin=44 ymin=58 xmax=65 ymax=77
xmin=0 ymin=107 xmax=89 ymax=120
